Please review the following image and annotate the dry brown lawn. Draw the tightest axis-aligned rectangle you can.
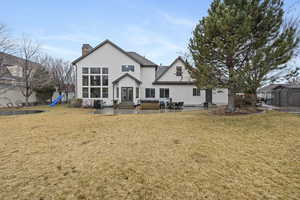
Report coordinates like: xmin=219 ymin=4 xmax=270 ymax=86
xmin=0 ymin=106 xmax=299 ymax=200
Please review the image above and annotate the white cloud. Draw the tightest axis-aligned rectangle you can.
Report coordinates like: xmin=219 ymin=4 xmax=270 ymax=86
xmin=160 ymin=11 xmax=196 ymax=28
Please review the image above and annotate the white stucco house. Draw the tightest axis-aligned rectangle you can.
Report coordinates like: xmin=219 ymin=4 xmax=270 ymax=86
xmin=72 ymin=39 xmax=228 ymax=107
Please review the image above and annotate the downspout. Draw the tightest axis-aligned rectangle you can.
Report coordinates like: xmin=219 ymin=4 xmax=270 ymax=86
xmin=74 ymin=64 xmax=78 ymax=99
xmin=112 ymin=83 xmax=115 ymax=105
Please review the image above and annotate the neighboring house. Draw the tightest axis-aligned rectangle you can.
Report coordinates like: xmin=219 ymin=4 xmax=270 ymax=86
xmin=0 ymin=52 xmax=38 ymax=107
xmin=271 ymin=84 xmax=300 ymax=107
xmin=257 ymin=84 xmax=286 ymax=104
xmin=258 ymin=83 xmax=300 ymax=106
xmin=72 ymin=39 xmax=228 ymax=107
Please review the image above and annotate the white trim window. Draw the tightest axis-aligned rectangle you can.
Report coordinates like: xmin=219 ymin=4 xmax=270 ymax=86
xmin=82 ymin=88 xmax=89 ymax=98
xmin=122 ymin=65 xmax=134 ymax=72
xmin=193 ymin=88 xmax=201 ymax=96
xmin=145 ymin=88 xmax=155 ymax=98
xmin=160 ymin=88 xmax=169 ymax=98
xmin=81 ymin=67 xmax=109 ymax=99
xmin=176 ymin=66 xmax=182 ymax=76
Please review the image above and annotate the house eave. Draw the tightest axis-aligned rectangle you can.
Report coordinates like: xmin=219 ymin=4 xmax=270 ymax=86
xmin=141 ymin=65 xmax=157 ymax=68
xmin=112 ymin=73 xmax=142 ymax=85
xmin=72 ymin=39 xmax=155 ymax=66
xmin=152 ymin=81 xmax=195 ymax=85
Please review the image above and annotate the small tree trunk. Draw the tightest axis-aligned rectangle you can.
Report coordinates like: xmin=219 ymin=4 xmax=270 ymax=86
xmin=227 ymin=89 xmax=235 ymax=113
xmin=58 ymin=91 xmax=62 ymax=104
xmin=251 ymin=92 xmax=257 ymax=107
xmin=65 ymin=91 xmax=69 ymax=103
xmin=25 ymin=96 xmax=29 ymax=106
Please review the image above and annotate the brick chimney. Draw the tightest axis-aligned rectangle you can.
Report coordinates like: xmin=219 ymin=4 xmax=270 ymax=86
xmin=82 ymin=44 xmax=92 ymax=56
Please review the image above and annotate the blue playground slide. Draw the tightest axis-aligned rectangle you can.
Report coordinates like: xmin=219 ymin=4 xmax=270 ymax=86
xmin=49 ymin=95 xmax=64 ymax=107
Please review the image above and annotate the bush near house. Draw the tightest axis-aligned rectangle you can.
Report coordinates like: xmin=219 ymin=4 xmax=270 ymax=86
xmin=68 ymin=98 xmax=82 ymax=108
xmin=34 ymin=86 xmax=56 ymax=104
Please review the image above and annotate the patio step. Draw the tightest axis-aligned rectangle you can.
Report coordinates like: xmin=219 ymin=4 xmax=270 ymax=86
xmin=118 ymin=102 xmax=135 ymax=109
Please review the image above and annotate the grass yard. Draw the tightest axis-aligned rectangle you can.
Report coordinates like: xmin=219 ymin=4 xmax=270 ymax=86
xmin=0 ymin=106 xmax=299 ymax=200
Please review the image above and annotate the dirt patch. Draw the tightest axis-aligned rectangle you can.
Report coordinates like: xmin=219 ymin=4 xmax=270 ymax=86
xmin=211 ymin=106 xmax=264 ymax=116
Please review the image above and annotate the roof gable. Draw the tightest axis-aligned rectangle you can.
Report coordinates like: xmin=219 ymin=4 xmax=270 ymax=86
xmin=72 ymin=40 xmax=157 ymax=67
xmin=155 ymin=56 xmax=187 ymax=81
xmin=112 ymin=73 xmax=142 ymax=85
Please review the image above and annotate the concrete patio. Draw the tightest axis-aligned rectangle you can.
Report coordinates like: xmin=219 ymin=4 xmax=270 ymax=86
xmin=262 ymin=103 xmax=300 ymax=114
xmin=94 ymin=106 xmax=205 ymax=115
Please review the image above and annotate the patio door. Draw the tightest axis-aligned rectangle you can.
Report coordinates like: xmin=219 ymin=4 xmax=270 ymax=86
xmin=121 ymin=87 xmax=133 ymax=102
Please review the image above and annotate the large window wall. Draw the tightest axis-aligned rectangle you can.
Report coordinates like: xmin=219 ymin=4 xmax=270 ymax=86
xmin=82 ymin=67 xmax=109 ymax=98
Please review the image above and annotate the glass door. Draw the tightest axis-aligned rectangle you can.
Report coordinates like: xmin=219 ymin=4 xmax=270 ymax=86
xmin=121 ymin=87 xmax=133 ymax=102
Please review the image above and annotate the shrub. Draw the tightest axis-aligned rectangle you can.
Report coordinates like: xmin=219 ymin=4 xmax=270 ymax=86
xmin=34 ymin=86 xmax=56 ymax=104
xmin=68 ymin=98 xmax=82 ymax=108
xmin=234 ymin=95 xmax=243 ymax=108
xmin=235 ymin=94 xmax=257 ymax=107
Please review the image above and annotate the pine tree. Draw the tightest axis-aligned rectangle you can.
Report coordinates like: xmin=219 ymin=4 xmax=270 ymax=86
xmin=188 ymin=0 xmax=299 ymax=112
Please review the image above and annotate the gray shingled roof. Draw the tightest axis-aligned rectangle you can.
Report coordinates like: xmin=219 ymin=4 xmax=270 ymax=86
xmin=257 ymin=84 xmax=287 ymax=93
xmin=0 ymin=52 xmax=41 ymax=68
xmin=126 ymin=52 xmax=157 ymax=66
xmin=278 ymin=84 xmax=300 ymax=89
xmin=154 ymin=57 xmax=187 ymax=82
xmin=155 ymin=66 xmax=170 ymax=79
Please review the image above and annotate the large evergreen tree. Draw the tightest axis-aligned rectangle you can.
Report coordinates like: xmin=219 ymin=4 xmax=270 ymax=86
xmin=32 ymin=66 xmax=55 ymax=103
xmin=188 ymin=0 xmax=299 ymax=112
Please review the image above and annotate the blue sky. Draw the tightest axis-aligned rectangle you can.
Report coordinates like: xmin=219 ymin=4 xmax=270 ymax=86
xmin=1 ymin=0 xmax=299 ymax=65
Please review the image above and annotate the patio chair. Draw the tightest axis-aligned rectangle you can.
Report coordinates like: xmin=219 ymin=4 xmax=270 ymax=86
xmin=178 ymin=102 xmax=184 ymax=109
xmin=166 ymin=102 xmax=173 ymax=109
xmin=94 ymin=100 xmax=104 ymax=109
xmin=160 ymin=101 xmax=166 ymax=109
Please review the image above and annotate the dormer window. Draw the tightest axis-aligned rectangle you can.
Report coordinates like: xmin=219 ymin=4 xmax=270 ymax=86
xmin=176 ymin=66 xmax=182 ymax=76
xmin=122 ymin=65 xmax=134 ymax=72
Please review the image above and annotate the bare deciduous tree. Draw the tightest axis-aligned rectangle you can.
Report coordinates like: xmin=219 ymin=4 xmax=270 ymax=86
xmin=50 ymin=58 xmax=74 ymax=102
xmin=18 ymin=36 xmax=41 ymax=105
xmin=0 ymin=24 xmax=15 ymax=54
xmin=0 ymin=24 xmax=16 ymax=96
